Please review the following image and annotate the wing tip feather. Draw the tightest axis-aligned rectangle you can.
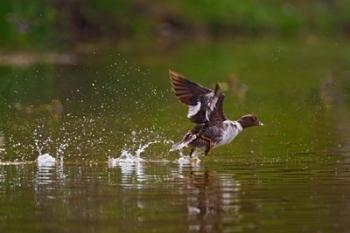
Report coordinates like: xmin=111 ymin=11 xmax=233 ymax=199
xmin=169 ymin=70 xmax=185 ymax=84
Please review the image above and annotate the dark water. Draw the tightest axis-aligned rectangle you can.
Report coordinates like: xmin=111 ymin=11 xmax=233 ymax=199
xmin=1 ymin=161 xmax=350 ymax=233
xmin=1 ymin=38 xmax=350 ymax=232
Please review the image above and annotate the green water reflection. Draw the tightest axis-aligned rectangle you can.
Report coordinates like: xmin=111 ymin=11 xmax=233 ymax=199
xmin=1 ymin=161 xmax=350 ymax=233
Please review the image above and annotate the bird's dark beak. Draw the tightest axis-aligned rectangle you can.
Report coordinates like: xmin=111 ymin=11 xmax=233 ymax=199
xmin=258 ymin=121 xmax=264 ymax=126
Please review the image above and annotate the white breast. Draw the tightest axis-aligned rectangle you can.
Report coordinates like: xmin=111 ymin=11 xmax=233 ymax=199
xmin=216 ymin=120 xmax=242 ymax=146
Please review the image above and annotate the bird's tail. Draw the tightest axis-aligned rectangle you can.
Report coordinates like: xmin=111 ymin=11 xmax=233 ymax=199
xmin=170 ymin=133 xmax=197 ymax=151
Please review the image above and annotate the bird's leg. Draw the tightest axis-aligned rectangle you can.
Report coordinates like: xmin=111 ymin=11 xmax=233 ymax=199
xmin=189 ymin=148 xmax=195 ymax=158
xmin=199 ymin=135 xmax=213 ymax=156
xmin=204 ymin=141 xmax=212 ymax=156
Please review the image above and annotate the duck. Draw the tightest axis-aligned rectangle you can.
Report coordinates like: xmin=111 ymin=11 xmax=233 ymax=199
xmin=169 ymin=70 xmax=263 ymax=156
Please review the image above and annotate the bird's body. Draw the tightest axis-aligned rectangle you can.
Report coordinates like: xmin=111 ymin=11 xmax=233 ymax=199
xmin=169 ymin=70 xmax=262 ymax=156
xmin=172 ymin=120 xmax=242 ymax=151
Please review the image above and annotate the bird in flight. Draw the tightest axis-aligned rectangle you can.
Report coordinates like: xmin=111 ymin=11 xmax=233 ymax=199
xmin=169 ymin=70 xmax=263 ymax=156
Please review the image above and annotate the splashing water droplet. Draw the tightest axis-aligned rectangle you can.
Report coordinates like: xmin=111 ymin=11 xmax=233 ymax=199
xmin=37 ymin=153 xmax=56 ymax=167
xmin=108 ymin=140 xmax=159 ymax=167
xmin=176 ymin=150 xmax=201 ymax=166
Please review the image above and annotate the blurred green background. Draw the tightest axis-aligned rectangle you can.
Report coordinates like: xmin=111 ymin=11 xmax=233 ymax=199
xmin=1 ymin=0 xmax=350 ymax=49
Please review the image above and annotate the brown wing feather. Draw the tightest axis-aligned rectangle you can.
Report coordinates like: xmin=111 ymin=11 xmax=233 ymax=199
xmin=169 ymin=70 xmax=227 ymax=124
xmin=169 ymin=70 xmax=211 ymax=105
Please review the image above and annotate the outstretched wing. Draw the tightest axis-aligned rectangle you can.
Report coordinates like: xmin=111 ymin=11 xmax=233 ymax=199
xmin=169 ymin=70 xmax=226 ymax=124
xmin=208 ymin=83 xmax=226 ymax=124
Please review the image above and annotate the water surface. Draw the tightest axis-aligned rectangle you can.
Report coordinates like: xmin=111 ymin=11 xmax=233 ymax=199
xmin=1 ymin=38 xmax=350 ymax=232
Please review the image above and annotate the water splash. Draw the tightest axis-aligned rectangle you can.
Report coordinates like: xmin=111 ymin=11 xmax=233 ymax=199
xmin=109 ymin=128 xmax=174 ymax=166
xmin=33 ymin=127 xmax=67 ymax=168
xmin=33 ymin=130 xmax=54 ymax=167
xmin=108 ymin=140 xmax=159 ymax=166
xmin=176 ymin=150 xmax=201 ymax=167
xmin=34 ymin=131 xmax=67 ymax=185
xmin=37 ymin=153 xmax=56 ymax=167
xmin=107 ymin=134 xmax=162 ymax=189
xmin=33 ymin=128 xmax=51 ymax=156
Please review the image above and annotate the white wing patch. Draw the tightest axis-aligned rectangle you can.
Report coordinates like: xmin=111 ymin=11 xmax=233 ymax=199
xmin=187 ymin=101 xmax=201 ymax=118
xmin=208 ymin=94 xmax=218 ymax=111
xmin=206 ymin=93 xmax=218 ymax=120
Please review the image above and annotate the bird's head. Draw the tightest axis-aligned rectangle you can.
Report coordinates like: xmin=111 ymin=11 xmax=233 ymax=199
xmin=237 ymin=114 xmax=263 ymax=128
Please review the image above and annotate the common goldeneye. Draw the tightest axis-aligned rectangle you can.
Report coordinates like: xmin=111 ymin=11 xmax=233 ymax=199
xmin=169 ymin=70 xmax=263 ymax=156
